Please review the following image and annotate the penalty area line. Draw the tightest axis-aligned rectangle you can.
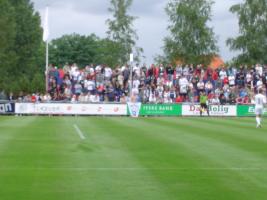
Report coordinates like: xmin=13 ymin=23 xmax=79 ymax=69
xmin=73 ymin=124 xmax=86 ymax=140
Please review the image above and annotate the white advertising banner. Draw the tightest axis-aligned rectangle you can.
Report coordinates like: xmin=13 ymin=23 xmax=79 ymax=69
xmin=15 ymin=103 xmax=127 ymax=115
xmin=182 ymin=104 xmax=236 ymax=116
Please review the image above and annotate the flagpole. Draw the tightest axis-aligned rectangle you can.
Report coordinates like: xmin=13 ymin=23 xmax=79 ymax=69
xmin=46 ymin=39 xmax=49 ymax=92
xmin=43 ymin=6 xmax=50 ymax=92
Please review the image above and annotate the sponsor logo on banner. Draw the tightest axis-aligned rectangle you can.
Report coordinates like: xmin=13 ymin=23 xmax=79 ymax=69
xmin=0 ymin=103 xmax=15 ymax=113
xmin=15 ymin=103 xmax=127 ymax=115
xmin=139 ymin=104 xmax=182 ymax=116
xmin=127 ymin=102 xmax=142 ymax=117
xmin=182 ymin=104 xmax=236 ymax=116
xmin=237 ymin=105 xmax=267 ymax=116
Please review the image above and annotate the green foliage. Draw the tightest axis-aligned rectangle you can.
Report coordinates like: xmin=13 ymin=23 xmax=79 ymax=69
xmin=31 ymin=73 xmax=45 ymax=93
xmin=49 ymin=34 xmax=124 ymax=68
xmin=0 ymin=0 xmax=45 ymax=95
xmin=95 ymin=38 xmax=125 ymax=67
xmin=9 ymin=0 xmax=43 ymax=76
xmin=49 ymin=34 xmax=99 ymax=67
xmin=0 ymin=0 xmax=16 ymax=86
xmin=106 ymin=0 xmax=143 ymax=64
xmin=163 ymin=0 xmax=218 ymax=65
xmin=227 ymin=0 xmax=267 ymax=64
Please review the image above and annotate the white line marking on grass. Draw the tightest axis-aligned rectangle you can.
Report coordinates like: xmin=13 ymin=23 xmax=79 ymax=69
xmin=1 ymin=167 xmax=267 ymax=171
xmin=73 ymin=124 xmax=86 ymax=140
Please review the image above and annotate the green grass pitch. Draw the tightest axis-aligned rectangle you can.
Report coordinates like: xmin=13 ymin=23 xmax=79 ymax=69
xmin=0 ymin=116 xmax=267 ymax=200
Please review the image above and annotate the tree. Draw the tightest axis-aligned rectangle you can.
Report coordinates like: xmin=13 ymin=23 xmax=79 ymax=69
xmin=9 ymin=0 xmax=44 ymax=77
xmin=49 ymin=34 xmax=99 ymax=67
xmin=94 ymin=38 xmax=126 ymax=67
xmin=0 ymin=0 xmax=45 ymax=94
xmin=106 ymin=0 xmax=143 ymax=64
xmin=0 ymin=0 xmax=16 ymax=90
xmin=227 ymin=0 xmax=267 ymax=64
xmin=49 ymin=34 xmax=124 ymax=68
xmin=164 ymin=0 xmax=218 ymax=65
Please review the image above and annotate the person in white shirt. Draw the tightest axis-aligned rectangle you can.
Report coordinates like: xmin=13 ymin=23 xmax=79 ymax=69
xmin=179 ymin=75 xmax=189 ymax=96
xmin=104 ymin=67 xmax=112 ymax=80
xmin=228 ymin=74 xmax=235 ymax=87
xmin=133 ymin=78 xmax=140 ymax=90
xmin=219 ymin=68 xmax=227 ymax=80
xmin=256 ymin=78 xmax=263 ymax=91
xmin=197 ymin=80 xmax=205 ymax=93
xmin=254 ymin=89 xmax=266 ymax=128
xmin=255 ymin=64 xmax=263 ymax=76
xmin=84 ymin=79 xmax=95 ymax=93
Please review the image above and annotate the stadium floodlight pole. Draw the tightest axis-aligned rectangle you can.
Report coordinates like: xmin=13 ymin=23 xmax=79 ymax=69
xmin=43 ymin=6 xmax=50 ymax=92
xmin=129 ymin=53 xmax=134 ymax=97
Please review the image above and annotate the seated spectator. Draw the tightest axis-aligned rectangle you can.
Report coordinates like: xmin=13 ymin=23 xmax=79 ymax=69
xmin=89 ymin=92 xmax=100 ymax=103
xmin=228 ymin=90 xmax=236 ymax=104
xmin=149 ymin=92 xmax=157 ymax=103
xmin=219 ymin=94 xmax=227 ymax=105
xmin=71 ymin=95 xmax=77 ymax=103
xmin=31 ymin=94 xmax=36 ymax=103
xmin=42 ymin=93 xmax=51 ymax=102
xmin=78 ymin=93 xmax=87 ymax=103
xmin=243 ymin=95 xmax=250 ymax=104
xmin=210 ymin=94 xmax=220 ymax=105
xmin=175 ymin=95 xmax=183 ymax=103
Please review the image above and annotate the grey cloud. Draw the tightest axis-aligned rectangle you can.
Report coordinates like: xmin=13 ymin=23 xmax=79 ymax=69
xmin=32 ymin=0 xmax=242 ymax=63
xmin=33 ymin=0 xmax=166 ymax=18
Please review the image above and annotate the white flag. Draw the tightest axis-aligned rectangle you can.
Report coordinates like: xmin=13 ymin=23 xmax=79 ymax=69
xmin=42 ymin=7 xmax=49 ymax=42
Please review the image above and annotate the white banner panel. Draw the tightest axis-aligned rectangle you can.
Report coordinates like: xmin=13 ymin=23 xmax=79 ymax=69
xmin=15 ymin=103 xmax=127 ymax=115
xmin=182 ymin=105 xmax=236 ymax=116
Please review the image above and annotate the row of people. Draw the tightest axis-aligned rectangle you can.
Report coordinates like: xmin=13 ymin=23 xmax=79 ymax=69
xmin=46 ymin=63 xmax=266 ymax=104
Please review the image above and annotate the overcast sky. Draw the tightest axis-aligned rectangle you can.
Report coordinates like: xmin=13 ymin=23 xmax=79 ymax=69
xmin=32 ymin=0 xmax=243 ymax=64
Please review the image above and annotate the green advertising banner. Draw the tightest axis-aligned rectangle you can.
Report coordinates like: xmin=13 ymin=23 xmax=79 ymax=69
xmin=237 ymin=105 xmax=255 ymax=117
xmin=127 ymin=104 xmax=182 ymax=116
xmin=139 ymin=104 xmax=182 ymax=116
xmin=237 ymin=105 xmax=267 ymax=117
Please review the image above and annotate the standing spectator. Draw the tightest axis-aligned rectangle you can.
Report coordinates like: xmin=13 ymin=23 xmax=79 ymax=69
xmin=104 ymin=65 xmax=112 ymax=81
xmin=197 ymin=79 xmax=205 ymax=94
xmin=228 ymin=73 xmax=235 ymax=88
xmin=236 ymin=67 xmax=245 ymax=87
xmin=255 ymin=64 xmax=263 ymax=76
xmin=179 ymin=75 xmax=189 ymax=99
xmin=219 ymin=67 xmax=228 ymax=81
xmin=256 ymin=77 xmax=263 ymax=91
xmin=166 ymin=64 xmax=174 ymax=82
xmin=212 ymin=69 xmax=219 ymax=88
xmin=8 ymin=92 xmax=14 ymax=101
xmin=205 ymin=80 xmax=213 ymax=94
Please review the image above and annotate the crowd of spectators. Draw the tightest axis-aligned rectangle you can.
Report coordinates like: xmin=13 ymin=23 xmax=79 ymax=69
xmin=23 ymin=62 xmax=264 ymax=105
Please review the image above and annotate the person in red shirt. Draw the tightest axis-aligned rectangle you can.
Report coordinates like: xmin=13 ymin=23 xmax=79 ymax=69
xmin=223 ymin=76 xmax=229 ymax=86
xmin=243 ymin=95 xmax=250 ymax=104
xmin=212 ymin=69 xmax=219 ymax=88
xmin=175 ymin=94 xmax=184 ymax=103
xmin=31 ymin=94 xmax=36 ymax=103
